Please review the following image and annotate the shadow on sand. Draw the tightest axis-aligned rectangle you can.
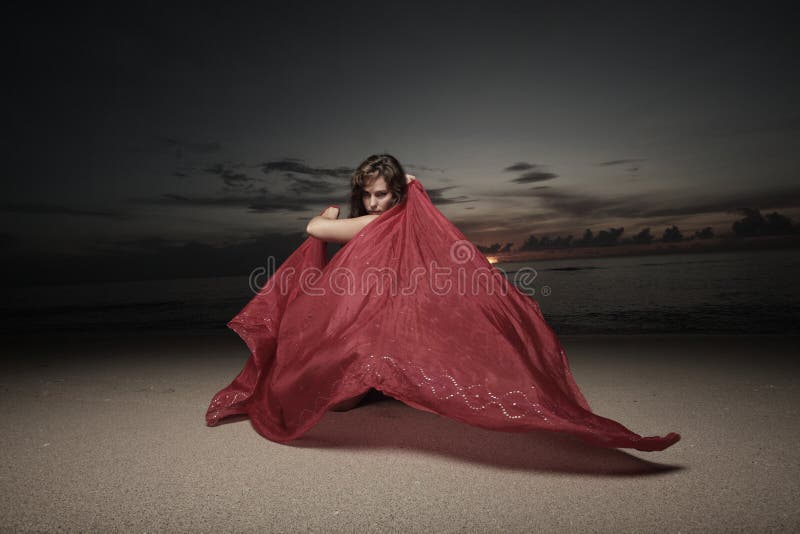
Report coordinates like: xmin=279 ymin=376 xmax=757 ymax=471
xmin=279 ymin=391 xmax=683 ymax=476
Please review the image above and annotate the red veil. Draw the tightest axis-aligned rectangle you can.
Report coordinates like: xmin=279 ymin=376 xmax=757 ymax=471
xmin=206 ymin=179 xmax=680 ymax=451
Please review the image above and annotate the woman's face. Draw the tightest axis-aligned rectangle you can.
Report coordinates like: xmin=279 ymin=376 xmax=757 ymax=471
xmin=362 ymin=175 xmax=394 ymax=215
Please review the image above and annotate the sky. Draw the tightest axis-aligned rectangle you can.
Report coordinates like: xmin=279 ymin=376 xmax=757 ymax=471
xmin=4 ymin=2 xmax=799 ymax=283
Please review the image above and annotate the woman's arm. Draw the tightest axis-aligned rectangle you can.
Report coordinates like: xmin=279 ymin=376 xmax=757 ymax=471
xmin=306 ymin=210 xmax=380 ymax=244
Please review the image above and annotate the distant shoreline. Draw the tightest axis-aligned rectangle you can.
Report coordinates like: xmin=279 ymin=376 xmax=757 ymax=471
xmin=491 ymin=234 xmax=800 ymax=264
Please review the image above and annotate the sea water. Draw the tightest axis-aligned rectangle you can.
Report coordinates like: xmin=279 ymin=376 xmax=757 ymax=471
xmin=2 ymin=248 xmax=798 ymax=335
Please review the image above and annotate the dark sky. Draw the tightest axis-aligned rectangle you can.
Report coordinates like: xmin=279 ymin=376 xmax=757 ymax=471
xmin=4 ymin=2 xmax=799 ymax=283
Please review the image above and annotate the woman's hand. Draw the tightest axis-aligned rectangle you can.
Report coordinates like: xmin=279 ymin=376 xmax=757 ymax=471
xmin=405 ymin=174 xmax=417 ymax=184
xmin=320 ymin=205 xmax=340 ymax=220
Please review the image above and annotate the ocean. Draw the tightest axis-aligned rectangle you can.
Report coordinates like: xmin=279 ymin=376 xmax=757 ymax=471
xmin=3 ymin=248 xmax=799 ymax=336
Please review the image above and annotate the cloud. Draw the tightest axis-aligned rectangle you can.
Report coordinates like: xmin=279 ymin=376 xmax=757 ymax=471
xmin=246 ymin=197 xmax=316 ymax=213
xmin=502 ymin=161 xmax=558 ymax=184
xmin=204 ymin=163 xmax=261 ymax=190
xmin=464 ymin=184 xmax=800 ymax=243
xmin=519 ymin=184 xmax=800 ymax=220
xmin=424 ymin=186 xmax=476 ymax=205
xmin=171 ymin=157 xmax=447 ymax=208
xmin=285 ymin=174 xmax=342 ymax=195
xmin=503 ymin=162 xmax=538 ymax=172
xmin=261 ymin=158 xmax=353 ymax=179
xmin=143 ymin=183 xmax=474 ymax=213
xmin=596 ymin=159 xmax=646 ymax=166
xmin=154 ymin=178 xmax=800 ymax=230
xmin=521 ymin=188 xmax=620 ymax=217
xmin=138 ymin=191 xmax=335 ymax=214
xmin=0 ymin=203 xmax=128 ymax=219
xmin=452 ymin=212 xmax=552 ymax=237
xmin=510 ymin=171 xmax=559 ymax=184
xmin=138 ymin=154 xmax=377 ymax=213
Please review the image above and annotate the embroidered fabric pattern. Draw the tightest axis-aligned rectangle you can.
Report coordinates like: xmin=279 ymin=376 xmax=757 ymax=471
xmin=365 ymin=354 xmax=552 ymax=422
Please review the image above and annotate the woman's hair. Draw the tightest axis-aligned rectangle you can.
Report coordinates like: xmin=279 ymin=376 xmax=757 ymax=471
xmin=349 ymin=154 xmax=408 ymax=218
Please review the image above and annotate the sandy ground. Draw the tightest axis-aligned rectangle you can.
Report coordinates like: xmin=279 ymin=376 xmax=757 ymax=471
xmin=1 ymin=331 xmax=798 ymax=532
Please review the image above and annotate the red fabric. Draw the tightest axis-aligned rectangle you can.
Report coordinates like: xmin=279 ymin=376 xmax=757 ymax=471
xmin=206 ymin=179 xmax=680 ymax=451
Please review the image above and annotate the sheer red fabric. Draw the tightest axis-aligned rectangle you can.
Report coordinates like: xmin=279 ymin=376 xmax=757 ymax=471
xmin=206 ymin=179 xmax=680 ymax=451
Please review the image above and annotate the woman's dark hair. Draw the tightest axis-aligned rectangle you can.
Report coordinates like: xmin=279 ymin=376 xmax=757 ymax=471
xmin=349 ymin=154 xmax=408 ymax=218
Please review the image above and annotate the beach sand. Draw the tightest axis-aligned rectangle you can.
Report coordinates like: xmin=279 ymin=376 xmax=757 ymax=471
xmin=1 ymin=332 xmax=798 ymax=532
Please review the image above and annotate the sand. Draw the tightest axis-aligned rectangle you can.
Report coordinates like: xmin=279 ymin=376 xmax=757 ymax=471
xmin=1 ymin=332 xmax=798 ymax=532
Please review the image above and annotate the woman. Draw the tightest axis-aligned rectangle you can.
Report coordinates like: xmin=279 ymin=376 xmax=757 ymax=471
xmin=206 ymin=154 xmax=680 ymax=451
xmin=305 ymin=153 xmax=412 ymax=244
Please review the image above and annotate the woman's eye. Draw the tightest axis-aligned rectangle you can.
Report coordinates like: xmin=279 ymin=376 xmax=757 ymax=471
xmin=377 ymin=193 xmax=387 ymax=198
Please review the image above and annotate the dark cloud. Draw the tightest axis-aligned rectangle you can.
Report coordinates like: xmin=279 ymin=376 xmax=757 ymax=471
xmin=452 ymin=184 xmax=561 ymax=199
xmin=523 ymin=188 xmax=619 ymax=217
xmin=286 ymin=174 xmax=341 ymax=195
xmin=501 ymin=159 xmax=557 ymax=184
xmin=136 ymin=157 xmax=364 ymax=213
xmin=510 ymin=171 xmax=559 ymax=184
xmin=261 ymin=158 xmax=353 ymax=180
xmin=425 ymin=186 xmax=476 ymax=206
xmin=150 ymin=176 xmax=789 ymax=234
xmin=596 ymin=159 xmax=646 ymax=166
xmin=204 ymin=163 xmax=261 ymax=190
xmin=525 ymin=185 xmax=800 ymax=219
xmin=451 ymin=212 xmax=552 ymax=237
xmin=223 ymin=173 xmax=256 ymax=189
xmin=173 ymin=157 xmax=361 ymax=200
xmin=246 ymin=197 xmax=315 ymax=213
xmin=503 ymin=162 xmax=538 ymax=172
xmin=204 ymin=162 xmax=248 ymax=173
xmin=0 ymin=203 xmax=128 ymax=219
